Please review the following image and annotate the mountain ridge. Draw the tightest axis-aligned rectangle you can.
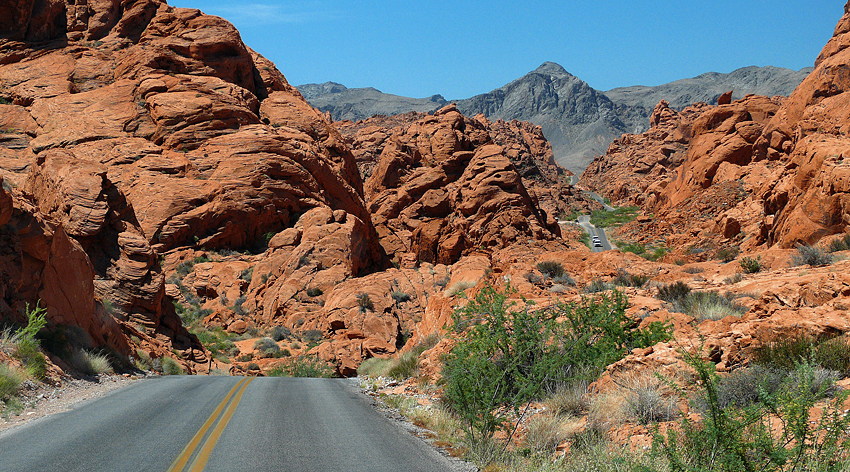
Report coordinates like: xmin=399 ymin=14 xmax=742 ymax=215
xmin=297 ymin=63 xmax=812 ymax=172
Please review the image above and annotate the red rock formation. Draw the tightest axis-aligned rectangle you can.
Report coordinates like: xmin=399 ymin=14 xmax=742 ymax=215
xmin=583 ymin=2 xmax=850 ymax=256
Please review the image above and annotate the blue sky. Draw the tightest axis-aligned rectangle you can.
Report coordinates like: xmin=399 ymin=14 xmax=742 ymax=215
xmin=170 ymin=1 xmax=841 ymax=99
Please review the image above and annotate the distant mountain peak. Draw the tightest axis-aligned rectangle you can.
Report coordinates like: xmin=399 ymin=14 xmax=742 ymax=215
xmin=533 ymin=62 xmax=571 ymax=76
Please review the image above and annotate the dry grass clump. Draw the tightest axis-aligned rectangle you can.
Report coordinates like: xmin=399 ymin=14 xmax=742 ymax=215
xmin=444 ymin=280 xmax=477 ymax=297
xmin=70 ymin=348 xmax=113 ymax=375
xmin=619 ymin=372 xmax=678 ymax=424
xmin=544 ymin=381 xmax=589 ymax=417
xmin=523 ymin=414 xmax=584 ymax=454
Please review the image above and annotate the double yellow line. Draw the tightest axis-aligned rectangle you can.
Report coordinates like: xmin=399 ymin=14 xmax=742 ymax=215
xmin=168 ymin=377 xmax=255 ymax=472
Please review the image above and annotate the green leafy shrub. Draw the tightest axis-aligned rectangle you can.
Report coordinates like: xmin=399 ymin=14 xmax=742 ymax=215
xmin=739 ymin=255 xmax=762 ymax=273
xmin=652 ymin=351 xmax=850 ymax=472
xmin=717 ymin=246 xmax=740 ymax=262
xmin=754 ymin=334 xmax=850 ymax=374
xmin=536 ymin=261 xmax=565 ymax=278
xmin=267 ymin=356 xmax=336 ymax=378
xmin=441 ymin=285 xmax=669 ymax=441
xmin=791 ymin=243 xmax=833 ymax=267
xmin=161 ymin=357 xmax=184 ymax=375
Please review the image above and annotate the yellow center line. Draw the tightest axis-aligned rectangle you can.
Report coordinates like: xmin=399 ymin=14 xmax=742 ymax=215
xmin=187 ymin=376 xmax=255 ymax=472
xmin=167 ymin=378 xmax=247 ymax=472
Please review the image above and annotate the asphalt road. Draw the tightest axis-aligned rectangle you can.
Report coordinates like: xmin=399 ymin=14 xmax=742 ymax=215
xmin=577 ymin=215 xmax=613 ymax=252
xmin=0 ymin=377 xmax=469 ymax=472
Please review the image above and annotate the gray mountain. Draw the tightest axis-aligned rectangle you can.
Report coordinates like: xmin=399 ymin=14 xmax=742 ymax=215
xmin=297 ymin=63 xmax=811 ymax=173
xmin=296 ymin=82 xmax=447 ymax=121
xmin=454 ymin=62 xmax=629 ymax=173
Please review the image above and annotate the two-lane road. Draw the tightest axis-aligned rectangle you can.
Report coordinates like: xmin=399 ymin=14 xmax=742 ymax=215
xmin=576 ymin=215 xmax=613 ymax=252
xmin=0 ymin=377 xmax=470 ymax=472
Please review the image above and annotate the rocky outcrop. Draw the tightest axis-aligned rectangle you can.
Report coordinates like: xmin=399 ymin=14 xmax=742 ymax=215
xmin=0 ymin=0 xmax=388 ymax=373
xmin=336 ymin=104 xmax=587 ymax=266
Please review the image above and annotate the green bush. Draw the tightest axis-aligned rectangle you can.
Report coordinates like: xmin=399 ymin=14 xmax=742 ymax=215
xmin=266 ymin=356 xmax=336 ymax=378
xmin=717 ymin=246 xmax=740 ymax=263
xmin=754 ymin=334 xmax=850 ymax=374
xmin=441 ymin=285 xmax=669 ymax=441
xmin=536 ymin=261 xmax=565 ymax=278
xmin=791 ymin=243 xmax=833 ymax=267
xmin=589 ymin=206 xmax=639 ymax=228
xmin=739 ymin=255 xmax=762 ymax=273
xmin=306 ymin=287 xmax=323 ymax=297
xmin=657 ymin=281 xmax=691 ymax=304
xmin=161 ymin=357 xmax=184 ymax=375
xmin=652 ymin=351 xmax=850 ymax=472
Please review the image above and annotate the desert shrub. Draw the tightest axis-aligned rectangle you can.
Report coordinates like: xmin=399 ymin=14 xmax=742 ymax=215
xmin=619 ymin=241 xmax=647 ymax=256
xmin=623 ymin=373 xmax=678 ymax=424
xmin=441 ymin=285 xmax=670 ymax=441
xmin=583 ymin=278 xmax=611 ymax=293
xmin=612 ymin=269 xmax=648 ymax=288
xmin=390 ymin=291 xmax=411 ymax=304
xmin=525 ymin=272 xmax=542 ymax=285
xmin=724 ymin=273 xmax=744 ymax=285
xmin=271 ymin=325 xmax=291 ymax=342
xmin=642 ymin=246 xmax=668 ymax=262
xmin=305 ymin=287 xmax=323 ymax=297
xmin=791 ymin=243 xmax=833 ymax=267
xmin=544 ymin=381 xmax=589 ymax=417
xmin=754 ymin=333 xmax=850 ymax=374
xmin=357 ymin=357 xmax=394 ymax=378
xmin=14 ymin=338 xmax=46 ymax=379
xmin=828 ymin=233 xmax=850 ymax=253
xmin=239 ymin=267 xmax=253 ymax=282
xmin=682 ymin=290 xmax=747 ymax=321
xmin=230 ymin=296 xmax=247 ymax=315
xmin=254 ymin=337 xmax=279 ymax=357
xmin=739 ymin=255 xmax=762 ymax=273
xmin=657 ymin=281 xmax=691 ymax=304
xmin=356 ymin=293 xmax=374 ymax=313
xmin=302 ymin=329 xmax=323 ymax=345
xmin=683 ymin=266 xmax=704 ymax=274
xmin=553 ymin=273 xmax=576 ymax=286
xmin=135 ymin=349 xmax=152 ymax=371
xmin=279 ymin=348 xmax=291 ymax=357
xmin=161 ymin=357 xmax=184 ymax=375
xmin=296 ymin=254 xmax=310 ymax=268
xmin=445 ymin=280 xmax=475 ymax=297
xmin=717 ymin=246 xmax=740 ymax=262
xmin=589 ymin=206 xmax=639 ymax=227
xmin=386 ymin=351 xmax=420 ymax=380
xmin=0 ymin=364 xmax=25 ymax=401
xmin=245 ymin=362 xmax=260 ymax=370
xmin=714 ymin=364 xmax=787 ymax=409
xmin=70 ymin=349 xmax=113 ymax=375
xmin=536 ymin=261 xmax=565 ymax=279
xmin=523 ymin=415 xmax=569 ymax=453
xmin=266 ymin=356 xmax=336 ymax=378
xmin=652 ymin=352 xmax=850 ymax=472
